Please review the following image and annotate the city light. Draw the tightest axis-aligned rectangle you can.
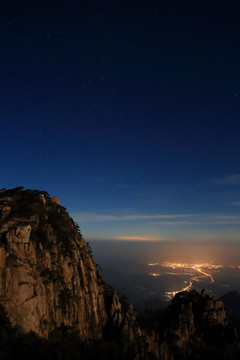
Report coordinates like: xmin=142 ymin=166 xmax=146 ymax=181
xmin=148 ymin=262 xmax=223 ymax=300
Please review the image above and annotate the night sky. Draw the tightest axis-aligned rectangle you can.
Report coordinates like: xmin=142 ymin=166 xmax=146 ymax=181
xmin=1 ymin=1 xmax=240 ymax=242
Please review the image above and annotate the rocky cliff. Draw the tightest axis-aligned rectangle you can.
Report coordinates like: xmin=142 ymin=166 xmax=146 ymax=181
xmin=0 ymin=187 xmax=108 ymax=339
xmin=0 ymin=187 xmax=239 ymax=359
xmin=158 ymin=290 xmax=240 ymax=359
xmin=0 ymin=187 xmax=158 ymax=359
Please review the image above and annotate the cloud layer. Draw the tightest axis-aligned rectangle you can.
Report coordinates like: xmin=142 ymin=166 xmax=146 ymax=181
xmin=72 ymin=212 xmax=240 ymax=226
xmin=210 ymin=174 xmax=240 ymax=185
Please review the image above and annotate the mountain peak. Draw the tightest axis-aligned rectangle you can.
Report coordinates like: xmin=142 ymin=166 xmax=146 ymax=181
xmin=0 ymin=187 xmax=108 ymax=338
xmin=0 ymin=188 xmax=239 ymax=359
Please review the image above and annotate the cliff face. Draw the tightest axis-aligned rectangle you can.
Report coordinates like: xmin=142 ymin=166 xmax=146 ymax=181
xmin=0 ymin=188 xmax=107 ymax=339
xmin=0 ymin=188 xmax=239 ymax=360
xmin=104 ymin=288 xmax=159 ymax=359
xmin=159 ymin=290 xmax=239 ymax=360
xmin=0 ymin=188 xmax=159 ymax=359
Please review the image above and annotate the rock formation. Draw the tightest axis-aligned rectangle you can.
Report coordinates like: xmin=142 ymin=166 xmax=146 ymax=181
xmin=0 ymin=188 xmax=107 ymax=339
xmin=0 ymin=187 xmax=158 ymax=359
xmin=0 ymin=187 xmax=239 ymax=359
xmin=158 ymin=290 xmax=239 ymax=359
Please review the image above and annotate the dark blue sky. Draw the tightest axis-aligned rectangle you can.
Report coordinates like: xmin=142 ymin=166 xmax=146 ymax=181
xmin=1 ymin=1 xmax=240 ymax=242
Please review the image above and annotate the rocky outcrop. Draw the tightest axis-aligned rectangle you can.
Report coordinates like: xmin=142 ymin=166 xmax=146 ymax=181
xmin=0 ymin=187 xmax=159 ymax=360
xmin=0 ymin=188 xmax=239 ymax=359
xmin=103 ymin=287 xmax=159 ymax=359
xmin=0 ymin=188 xmax=107 ymax=339
xmin=158 ymin=290 xmax=239 ymax=359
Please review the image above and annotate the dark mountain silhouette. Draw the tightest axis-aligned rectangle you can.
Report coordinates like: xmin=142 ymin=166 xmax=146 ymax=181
xmin=220 ymin=291 xmax=240 ymax=332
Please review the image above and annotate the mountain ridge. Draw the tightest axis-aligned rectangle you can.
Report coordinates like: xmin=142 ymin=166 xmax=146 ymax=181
xmin=0 ymin=187 xmax=239 ymax=359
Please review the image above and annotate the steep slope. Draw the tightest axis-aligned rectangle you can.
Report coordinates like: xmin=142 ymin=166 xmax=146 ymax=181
xmin=0 ymin=187 xmax=107 ymax=338
xmin=158 ymin=290 xmax=240 ymax=359
xmin=0 ymin=187 xmax=159 ymax=359
xmin=0 ymin=187 xmax=239 ymax=359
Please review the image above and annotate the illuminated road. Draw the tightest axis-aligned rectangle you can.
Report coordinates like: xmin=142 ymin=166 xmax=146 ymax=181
xmin=192 ymin=266 xmax=214 ymax=283
xmin=148 ymin=262 xmax=220 ymax=299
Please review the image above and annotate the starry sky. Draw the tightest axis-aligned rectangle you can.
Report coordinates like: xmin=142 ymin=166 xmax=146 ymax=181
xmin=1 ymin=1 xmax=240 ymax=243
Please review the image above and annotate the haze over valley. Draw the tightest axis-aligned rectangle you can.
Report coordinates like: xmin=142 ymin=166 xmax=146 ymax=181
xmin=91 ymin=240 xmax=240 ymax=309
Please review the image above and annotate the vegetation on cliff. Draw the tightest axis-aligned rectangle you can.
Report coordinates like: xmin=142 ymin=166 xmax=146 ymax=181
xmin=0 ymin=303 xmax=142 ymax=360
xmin=0 ymin=187 xmax=158 ymax=359
xmin=0 ymin=187 xmax=240 ymax=359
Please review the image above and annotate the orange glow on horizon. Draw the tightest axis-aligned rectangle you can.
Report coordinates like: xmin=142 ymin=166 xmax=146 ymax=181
xmin=112 ymin=236 xmax=163 ymax=241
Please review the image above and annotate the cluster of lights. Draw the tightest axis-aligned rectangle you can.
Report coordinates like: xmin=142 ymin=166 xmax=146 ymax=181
xmin=148 ymin=273 xmax=161 ymax=277
xmin=147 ymin=261 xmax=238 ymax=300
xmin=159 ymin=262 xmax=222 ymax=270
xmin=147 ymin=261 xmax=223 ymax=299
xmin=148 ymin=263 xmax=160 ymax=266
xmin=165 ymin=281 xmax=193 ymax=298
xmin=149 ymin=262 xmax=216 ymax=283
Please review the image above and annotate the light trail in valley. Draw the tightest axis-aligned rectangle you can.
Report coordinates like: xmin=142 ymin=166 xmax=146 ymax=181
xmin=192 ymin=266 xmax=214 ymax=283
xmin=148 ymin=262 xmax=221 ymax=299
xmin=166 ymin=281 xmax=193 ymax=297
